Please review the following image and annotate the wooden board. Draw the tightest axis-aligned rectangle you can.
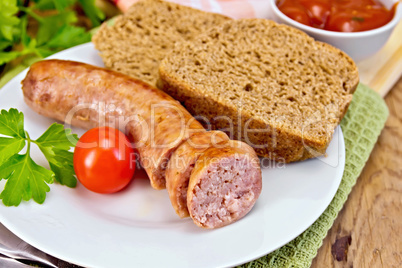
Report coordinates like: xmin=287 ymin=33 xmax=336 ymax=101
xmin=311 ymin=76 xmax=402 ymax=267
xmin=358 ymin=20 xmax=402 ymax=97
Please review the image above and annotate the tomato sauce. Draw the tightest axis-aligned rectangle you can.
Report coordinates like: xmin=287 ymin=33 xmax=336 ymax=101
xmin=277 ymin=0 xmax=398 ymax=32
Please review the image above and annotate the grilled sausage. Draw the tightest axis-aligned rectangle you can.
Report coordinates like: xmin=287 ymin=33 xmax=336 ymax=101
xmin=21 ymin=60 xmax=204 ymax=189
xmin=22 ymin=60 xmax=262 ymax=229
xmin=166 ymin=130 xmax=229 ymax=218
xmin=187 ymin=140 xmax=262 ymax=229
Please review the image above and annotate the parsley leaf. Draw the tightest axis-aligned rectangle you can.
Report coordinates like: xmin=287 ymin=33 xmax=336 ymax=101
xmin=34 ymin=0 xmax=76 ymax=11
xmin=45 ymin=25 xmax=92 ymax=49
xmin=0 ymin=153 xmax=53 ymax=206
xmin=19 ymin=14 xmax=30 ymax=47
xmin=0 ymin=137 xmax=25 ymax=166
xmin=0 ymin=0 xmax=20 ymax=41
xmin=36 ymin=122 xmax=78 ymax=149
xmin=0 ymin=108 xmax=25 ymax=138
xmin=0 ymin=108 xmax=78 ymax=206
xmin=35 ymin=10 xmax=78 ymax=46
xmin=0 ymin=0 xmax=105 ymax=70
xmin=0 ymin=40 xmax=13 ymax=50
xmin=35 ymin=123 xmax=78 ymax=187
xmin=0 ymin=51 xmax=24 ymax=65
xmin=40 ymin=147 xmax=77 ymax=187
xmin=0 ymin=16 xmax=35 ymax=64
xmin=0 ymin=154 xmax=32 ymax=205
xmin=78 ymin=0 xmax=105 ymax=27
xmin=51 ymin=0 xmax=71 ymax=12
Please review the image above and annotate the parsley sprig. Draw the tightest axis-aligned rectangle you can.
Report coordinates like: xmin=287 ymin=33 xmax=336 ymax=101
xmin=0 ymin=0 xmax=105 ymax=66
xmin=0 ymin=108 xmax=78 ymax=206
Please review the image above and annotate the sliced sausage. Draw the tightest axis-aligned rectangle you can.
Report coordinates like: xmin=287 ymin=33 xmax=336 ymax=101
xmin=187 ymin=140 xmax=262 ymax=229
xmin=166 ymin=130 xmax=229 ymax=218
xmin=21 ymin=60 xmax=205 ymax=189
xmin=22 ymin=59 xmax=263 ymax=229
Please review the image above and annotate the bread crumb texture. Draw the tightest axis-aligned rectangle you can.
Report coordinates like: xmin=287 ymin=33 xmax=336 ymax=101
xmin=159 ymin=19 xmax=359 ymax=162
xmin=92 ymin=0 xmax=230 ymax=85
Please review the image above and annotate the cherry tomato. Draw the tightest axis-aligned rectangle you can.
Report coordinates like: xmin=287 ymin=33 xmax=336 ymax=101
xmin=279 ymin=5 xmax=311 ymax=26
xmin=326 ymin=13 xmax=361 ymax=32
xmin=298 ymin=0 xmax=331 ymax=28
xmin=74 ymin=127 xmax=135 ymax=194
xmin=326 ymin=6 xmax=396 ymax=32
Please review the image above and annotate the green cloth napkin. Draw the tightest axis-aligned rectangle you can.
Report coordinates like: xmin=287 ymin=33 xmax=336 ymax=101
xmin=240 ymin=83 xmax=389 ymax=268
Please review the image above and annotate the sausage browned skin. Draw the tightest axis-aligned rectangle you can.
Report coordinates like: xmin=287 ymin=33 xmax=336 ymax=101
xmin=21 ymin=60 xmax=205 ymax=190
xmin=22 ymin=60 xmax=263 ymax=228
xmin=187 ymin=140 xmax=262 ymax=229
xmin=166 ymin=130 xmax=229 ymax=218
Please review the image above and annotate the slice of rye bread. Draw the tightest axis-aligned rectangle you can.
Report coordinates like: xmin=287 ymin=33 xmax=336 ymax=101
xmin=92 ymin=0 xmax=230 ymax=85
xmin=158 ymin=19 xmax=359 ymax=163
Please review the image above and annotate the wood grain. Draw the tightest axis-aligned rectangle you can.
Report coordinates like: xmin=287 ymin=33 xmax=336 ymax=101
xmin=311 ymin=77 xmax=402 ymax=268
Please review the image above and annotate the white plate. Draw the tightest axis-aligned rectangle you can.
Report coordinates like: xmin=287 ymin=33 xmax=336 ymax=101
xmin=0 ymin=43 xmax=345 ymax=268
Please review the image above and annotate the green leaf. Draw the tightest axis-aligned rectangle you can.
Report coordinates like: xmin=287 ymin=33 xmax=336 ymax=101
xmin=33 ymin=47 xmax=54 ymax=58
xmin=0 ymin=39 xmax=12 ymax=50
xmin=45 ymin=25 xmax=92 ymax=49
xmin=39 ymin=146 xmax=77 ymax=187
xmin=0 ymin=153 xmax=53 ymax=206
xmin=49 ymin=163 xmax=76 ymax=187
xmin=0 ymin=51 xmax=24 ymax=65
xmin=31 ymin=0 xmax=54 ymax=10
xmin=33 ymin=0 xmax=76 ymax=11
xmin=0 ymin=55 xmax=41 ymax=88
xmin=50 ymin=149 xmax=76 ymax=187
xmin=0 ymin=0 xmax=20 ymax=41
xmin=19 ymin=15 xmax=30 ymax=47
xmin=0 ymin=154 xmax=31 ymax=205
xmin=27 ymin=157 xmax=53 ymax=204
xmin=31 ymin=0 xmax=57 ymax=11
xmin=35 ymin=10 xmax=78 ymax=46
xmin=35 ymin=123 xmax=78 ymax=150
xmin=35 ymin=123 xmax=78 ymax=188
xmin=0 ymin=108 xmax=78 ymax=207
xmin=0 ymin=108 xmax=26 ymax=139
xmin=0 ymin=137 xmax=25 ymax=166
xmin=51 ymin=0 xmax=71 ymax=12
xmin=78 ymin=0 xmax=105 ymax=27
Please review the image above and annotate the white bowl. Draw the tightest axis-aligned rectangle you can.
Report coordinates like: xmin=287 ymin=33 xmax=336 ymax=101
xmin=269 ymin=0 xmax=402 ymax=62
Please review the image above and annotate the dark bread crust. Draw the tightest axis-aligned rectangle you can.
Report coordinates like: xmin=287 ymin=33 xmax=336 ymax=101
xmin=92 ymin=0 xmax=230 ymax=85
xmin=159 ymin=19 xmax=359 ymax=162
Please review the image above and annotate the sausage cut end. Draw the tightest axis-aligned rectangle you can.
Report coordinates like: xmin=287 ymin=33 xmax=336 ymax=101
xmin=188 ymin=142 xmax=262 ymax=229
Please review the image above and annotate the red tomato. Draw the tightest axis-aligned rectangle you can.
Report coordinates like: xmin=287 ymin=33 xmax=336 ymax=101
xmin=74 ymin=127 xmax=135 ymax=194
xmin=277 ymin=0 xmax=397 ymax=32
xmin=279 ymin=5 xmax=311 ymax=26
xmin=326 ymin=6 xmax=396 ymax=32
xmin=298 ymin=0 xmax=331 ymax=28
xmin=326 ymin=13 xmax=361 ymax=32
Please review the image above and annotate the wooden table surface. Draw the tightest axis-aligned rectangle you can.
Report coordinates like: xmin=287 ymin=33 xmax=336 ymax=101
xmin=311 ymin=77 xmax=402 ymax=268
